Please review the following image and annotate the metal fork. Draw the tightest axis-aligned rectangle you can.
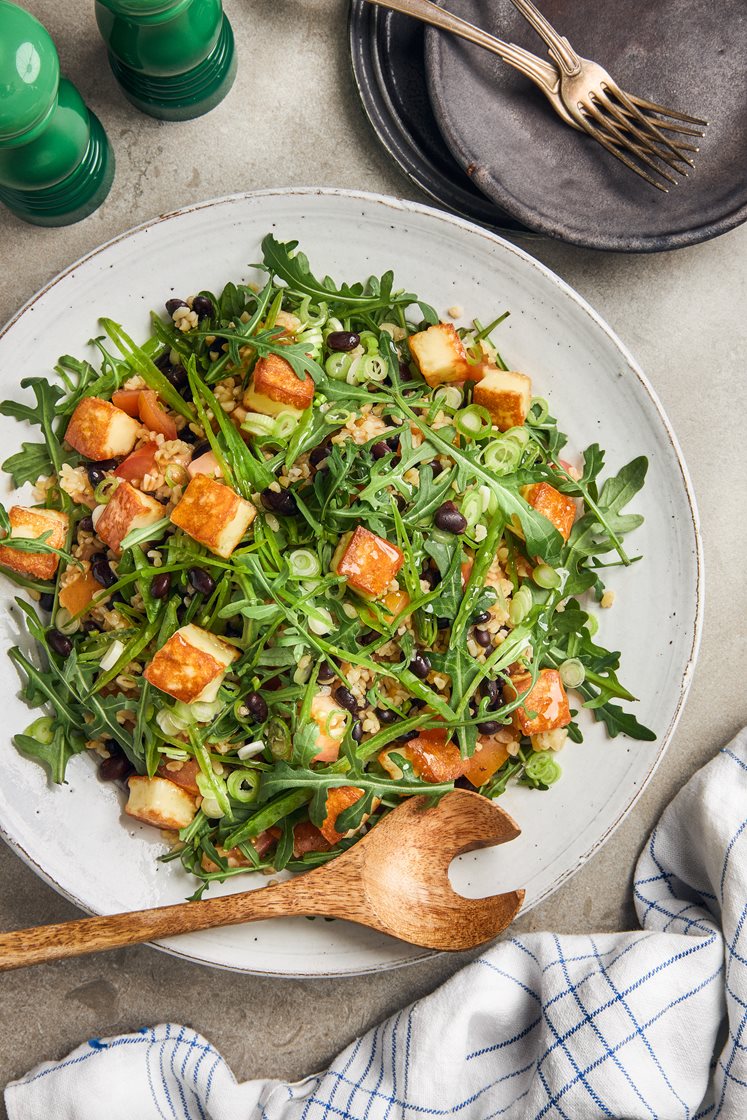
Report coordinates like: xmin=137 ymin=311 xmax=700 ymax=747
xmin=507 ymin=0 xmax=707 ymax=190
xmin=364 ymin=0 xmax=703 ymax=191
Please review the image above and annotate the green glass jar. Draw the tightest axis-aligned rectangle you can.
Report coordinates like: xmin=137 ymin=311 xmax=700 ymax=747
xmin=95 ymin=0 xmax=237 ymax=121
xmin=0 ymin=1 xmax=113 ymax=227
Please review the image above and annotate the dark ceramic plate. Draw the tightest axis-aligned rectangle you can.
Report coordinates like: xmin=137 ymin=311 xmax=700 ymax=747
xmin=348 ymin=0 xmax=530 ymax=235
xmin=426 ymin=0 xmax=747 ymax=251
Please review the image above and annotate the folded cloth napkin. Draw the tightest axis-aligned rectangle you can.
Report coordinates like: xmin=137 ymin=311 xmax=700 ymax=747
xmin=6 ymin=728 xmax=747 ymax=1120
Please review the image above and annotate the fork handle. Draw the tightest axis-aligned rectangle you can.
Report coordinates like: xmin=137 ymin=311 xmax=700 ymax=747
xmin=505 ymin=0 xmax=582 ymax=76
xmin=364 ymin=0 xmax=566 ymax=104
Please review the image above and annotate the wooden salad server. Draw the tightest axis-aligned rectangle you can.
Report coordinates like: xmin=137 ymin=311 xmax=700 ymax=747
xmin=0 ymin=790 xmax=524 ymax=970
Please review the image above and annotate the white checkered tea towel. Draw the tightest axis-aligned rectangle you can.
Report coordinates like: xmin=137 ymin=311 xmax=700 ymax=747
xmin=6 ymin=728 xmax=747 ymax=1119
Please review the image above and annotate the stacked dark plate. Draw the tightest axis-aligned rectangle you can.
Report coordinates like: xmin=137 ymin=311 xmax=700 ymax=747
xmin=349 ymin=0 xmax=747 ymax=252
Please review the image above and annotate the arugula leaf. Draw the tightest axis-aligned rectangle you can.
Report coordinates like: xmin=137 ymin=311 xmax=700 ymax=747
xmin=99 ymin=318 xmax=195 ymax=420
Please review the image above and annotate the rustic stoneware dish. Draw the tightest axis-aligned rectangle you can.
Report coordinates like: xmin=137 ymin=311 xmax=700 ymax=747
xmin=0 ymin=189 xmax=702 ymax=976
xmin=426 ymin=0 xmax=747 ymax=251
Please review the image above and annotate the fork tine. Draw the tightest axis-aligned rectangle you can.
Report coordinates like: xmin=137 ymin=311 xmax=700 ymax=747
xmin=631 ymin=116 xmax=704 ymax=141
xmin=581 ymin=101 xmax=679 ymax=185
xmin=577 ymin=111 xmax=670 ymax=191
xmin=608 ymin=84 xmax=695 ymax=167
xmin=593 ymin=94 xmax=692 ymax=172
xmin=627 ymin=94 xmax=707 ymax=129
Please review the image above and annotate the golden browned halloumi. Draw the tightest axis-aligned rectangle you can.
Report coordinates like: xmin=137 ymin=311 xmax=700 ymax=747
xmin=170 ymin=475 xmax=256 ymax=558
xmin=474 ymin=368 xmax=532 ymax=431
xmin=505 ymin=669 xmax=571 ymax=735
xmin=0 ymin=506 xmax=69 ymax=580
xmin=64 ymin=397 xmax=141 ymax=461
xmin=332 ymin=525 xmax=405 ymax=599
xmin=95 ymin=481 xmax=165 ymax=555
xmin=143 ymin=623 xmax=238 ymax=704
xmin=125 ymin=775 xmax=197 ymax=830
xmin=242 ymin=353 xmax=315 ymax=416
xmin=408 ymin=323 xmax=469 ymax=387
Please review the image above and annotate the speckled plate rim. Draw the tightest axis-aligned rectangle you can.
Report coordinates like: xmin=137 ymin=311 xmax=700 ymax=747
xmin=424 ymin=18 xmax=747 ymax=252
xmin=0 ymin=187 xmax=703 ymax=977
xmin=347 ymin=0 xmax=531 ymax=236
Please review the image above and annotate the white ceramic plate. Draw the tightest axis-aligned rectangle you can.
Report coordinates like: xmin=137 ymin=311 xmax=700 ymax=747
xmin=0 ymin=189 xmax=702 ymax=976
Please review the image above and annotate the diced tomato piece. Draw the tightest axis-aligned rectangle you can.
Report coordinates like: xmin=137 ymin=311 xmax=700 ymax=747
xmin=139 ymin=390 xmax=177 ymax=440
xmin=461 ymin=731 xmax=517 ymax=787
xmin=112 ymin=389 xmax=142 ymax=417
xmin=157 ymin=758 xmax=201 ymax=796
xmin=320 ymin=786 xmax=365 ymax=844
xmin=461 ymin=558 xmax=474 ymax=588
xmin=292 ymin=820 xmax=333 ymax=858
xmin=114 ymin=441 xmax=159 ymax=482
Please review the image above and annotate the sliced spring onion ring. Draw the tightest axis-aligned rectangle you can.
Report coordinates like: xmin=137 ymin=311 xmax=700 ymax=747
xmin=454 ymin=404 xmax=492 ymax=439
xmin=226 ymin=769 xmax=260 ymax=803
xmin=288 ymin=549 xmax=321 ymax=579
xmin=434 ymin=385 xmax=463 ymax=411
xmin=533 ymin=563 xmax=562 ymax=590
xmin=560 ymin=658 xmax=586 ymax=688
xmin=508 ymin=584 xmax=533 ymax=626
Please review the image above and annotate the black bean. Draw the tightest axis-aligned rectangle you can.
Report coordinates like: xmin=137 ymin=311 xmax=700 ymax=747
xmin=334 ymin=686 xmax=359 ymax=715
xmin=47 ymin=629 xmax=72 ymax=657
xmin=162 ymin=363 xmax=188 ymax=392
xmin=150 ymin=572 xmax=171 ymax=599
xmin=86 ymin=465 xmax=106 ymax=487
xmin=421 ymin=564 xmax=440 ymax=590
xmin=351 ymin=720 xmax=363 ymax=743
xmin=370 ymin=441 xmax=390 ymax=460
xmin=375 ymin=707 xmax=398 ymax=725
xmin=210 ymin=336 xmax=227 ymax=355
xmin=190 ymin=440 xmax=211 ymax=459
xmin=327 ymin=331 xmax=360 ymax=352
xmin=179 ymin=426 xmax=201 ymax=445
xmin=261 ymin=488 xmax=298 ymax=516
xmin=386 ymin=433 xmax=401 ymax=451
xmin=477 ymin=720 xmax=501 ymax=736
xmin=399 ymin=728 xmax=420 ymax=742
xmin=309 ymin=441 xmax=331 ymax=468
xmin=165 ymin=298 xmax=187 ymax=316
xmin=398 ymin=357 xmax=414 ymax=381
xmin=473 ymin=611 xmax=490 ymax=625
xmin=82 ymin=620 xmax=101 ymax=634
xmin=434 ymin=501 xmax=467 ymax=534
xmin=474 ymin=628 xmax=493 ymax=648
xmin=244 ymin=692 xmax=269 ymax=722
xmin=357 ymin=629 xmax=377 ymax=646
xmin=430 ymin=461 xmax=444 ymax=478
xmin=38 ymin=592 xmax=55 ymax=612
xmin=408 ymin=696 xmax=427 ymax=711
xmin=318 ymin=662 xmax=336 ymax=683
xmin=78 ymin=514 xmax=94 ymax=533
xmin=437 ymin=617 xmax=450 ymax=630
xmin=99 ymin=750 xmax=132 ymax=783
xmin=91 ymin=554 xmax=116 ymax=588
xmin=188 ymin=567 xmax=216 ymax=596
xmin=409 ymin=652 xmax=431 ymax=680
xmin=191 ymin=295 xmax=214 ymax=320
xmin=226 ymin=616 xmax=243 ymax=637
xmin=484 ymin=679 xmax=502 ymax=710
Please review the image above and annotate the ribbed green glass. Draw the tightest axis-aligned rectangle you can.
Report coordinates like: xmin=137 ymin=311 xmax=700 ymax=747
xmin=0 ymin=1 xmax=113 ymax=226
xmin=95 ymin=0 xmax=237 ymax=121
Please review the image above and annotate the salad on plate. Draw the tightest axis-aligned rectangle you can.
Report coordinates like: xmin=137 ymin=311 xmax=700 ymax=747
xmin=0 ymin=237 xmax=654 ymax=896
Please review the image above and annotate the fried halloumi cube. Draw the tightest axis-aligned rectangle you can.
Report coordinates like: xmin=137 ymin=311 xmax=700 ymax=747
xmin=310 ymin=692 xmax=349 ymax=763
xmin=473 ymin=368 xmax=532 ymax=431
xmin=170 ymin=475 xmax=256 ymax=558
xmin=461 ymin=728 xmax=519 ymax=788
xmin=242 ymin=353 xmax=315 ymax=416
xmin=505 ymin=668 xmax=571 ymax=735
xmin=64 ymin=396 xmax=141 ymax=461
xmin=95 ymin=481 xmax=165 ymax=555
xmin=332 ymin=526 xmax=404 ymax=599
xmin=0 ymin=506 xmax=69 ymax=580
xmin=408 ymin=323 xmax=469 ymax=387
xmin=144 ymin=623 xmax=239 ymax=704
xmin=125 ymin=775 xmax=197 ymax=831
xmin=521 ymin=482 xmax=576 ymax=542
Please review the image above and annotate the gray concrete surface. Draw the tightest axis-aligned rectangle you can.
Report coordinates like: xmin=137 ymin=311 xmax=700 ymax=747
xmin=0 ymin=0 xmax=745 ymax=1106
